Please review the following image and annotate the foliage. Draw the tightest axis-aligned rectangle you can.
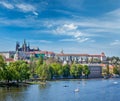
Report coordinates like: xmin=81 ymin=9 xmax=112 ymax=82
xmin=36 ymin=63 xmax=53 ymax=81
xmin=113 ymin=67 xmax=119 ymax=75
xmin=50 ymin=63 xmax=63 ymax=77
xmin=70 ymin=64 xmax=83 ymax=78
xmin=0 ymin=55 xmax=6 ymax=80
xmin=106 ymin=64 xmax=110 ymax=75
xmin=62 ymin=64 xmax=70 ymax=77
xmin=29 ymin=56 xmax=37 ymax=78
xmin=37 ymin=56 xmax=44 ymax=66
xmin=82 ymin=65 xmax=90 ymax=78
xmin=0 ymin=60 xmax=30 ymax=83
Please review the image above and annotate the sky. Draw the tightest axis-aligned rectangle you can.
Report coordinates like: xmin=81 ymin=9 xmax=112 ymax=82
xmin=0 ymin=0 xmax=120 ymax=56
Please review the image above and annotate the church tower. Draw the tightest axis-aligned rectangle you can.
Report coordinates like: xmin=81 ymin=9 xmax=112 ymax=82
xmin=16 ymin=41 xmax=20 ymax=51
xmin=27 ymin=42 xmax=30 ymax=52
xmin=22 ymin=39 xmax=27 ymax=52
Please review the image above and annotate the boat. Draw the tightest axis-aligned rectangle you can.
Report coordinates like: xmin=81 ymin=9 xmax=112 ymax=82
xmin=74 ymin=88 xmax=79 ymax=92
xmin=104 ymin=75 xmax=109 ymax=79
xmin=113 ymin=82 xmax=118 ymax=84
xmin=63 ymin=85 xmax=69 ymax=87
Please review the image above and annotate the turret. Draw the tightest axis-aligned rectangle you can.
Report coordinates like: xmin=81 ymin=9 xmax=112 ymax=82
xmin=101 ymin=52 xmax=106 ymax=61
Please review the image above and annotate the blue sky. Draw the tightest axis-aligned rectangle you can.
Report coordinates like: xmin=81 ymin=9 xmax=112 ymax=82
xmin=0 ymin=0 xmax=120 ymax=56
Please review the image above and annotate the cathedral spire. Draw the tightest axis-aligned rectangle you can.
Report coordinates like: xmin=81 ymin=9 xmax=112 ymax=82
xmin=24 ymin=39 xmax=26 ymax=45
xmin=16 ymin=41 xmax=20 ymax=51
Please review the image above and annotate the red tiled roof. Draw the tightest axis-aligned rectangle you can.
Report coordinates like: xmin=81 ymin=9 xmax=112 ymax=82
xmin=29 ymin=51 xmax=55 ymax=55
xmin=5 ymin=58 xmax=14 ymax=62
xmin=57 ymin=54 xmax=89 ymax=56
xmin=89 ymin=55 xmax=101 ymax=57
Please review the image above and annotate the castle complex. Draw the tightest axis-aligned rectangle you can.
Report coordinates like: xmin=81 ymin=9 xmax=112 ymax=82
xmin=0 ymin=40 xmax=107 ymax=63
xmin=0 ymin=40 xmax=108 ymax=78
xmin=16 ymin=39 xmax=39 ymax=52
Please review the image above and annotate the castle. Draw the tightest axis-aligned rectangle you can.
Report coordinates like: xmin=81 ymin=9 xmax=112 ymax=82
xmin=16 ymin=39 xmax=39 ymax=52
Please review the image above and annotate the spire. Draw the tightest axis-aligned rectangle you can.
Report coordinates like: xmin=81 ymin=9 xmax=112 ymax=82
xmin=28 ymin=42 xmax=30 ymax=47
xmin=61 ymin=49 xmax=64 ymax=54
xmin=24 ymin=39 xmax=26 ymax=45
xmin=16 ymin=41 xmax=20 ymax=51
xmin=27 ymin=42 xmax=30 ymax=52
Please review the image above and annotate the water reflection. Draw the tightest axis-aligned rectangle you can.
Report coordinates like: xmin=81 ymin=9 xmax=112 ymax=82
xmin=0 ymin=86 xmax=28 ymax=101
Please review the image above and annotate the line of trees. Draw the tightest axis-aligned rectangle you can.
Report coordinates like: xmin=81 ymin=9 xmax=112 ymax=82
xmin=0 ymin=55 xmax=90 ymax=83
xmin=0 ymin=55 xmax=30 ymax=83
xmin=102 ymin=56 xmax=120 ymax=76
xmin=34 ymin=56 xmax=90 ymax=81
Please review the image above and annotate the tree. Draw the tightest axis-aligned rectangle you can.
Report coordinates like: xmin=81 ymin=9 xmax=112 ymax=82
xmin=0 ymin=55 xmax=6 ymax=80
xmin=62 ymin=64 xmax=70 ymax=77
xmin=113 ymin=67 xmax=119 ymax=75
xmin=82 ymin=65 xmax=90 ymax=78
xmin=36 ymin=56 xmax=44 ymax=68
xmin=36 ymin=63 xmax=53 ymax=81
xmin=106 ymin=64 xmax=110 ymax=75
xmin=70 ymin=64 xmax=82 ymax=78
xmin=29 ymin=56 xmax=37 ymax=78
xmin=37 ymin=56 xmax=44 ymax=66
xmin=2 ymin=65 xmax=13 ymax=83
xmin=51 ymin=63 xmax=63 ymax=77
xmin=19 ymin=61 xmax=30 ymax=81
xmin=7 ymin=60 xmax=30 ymax=83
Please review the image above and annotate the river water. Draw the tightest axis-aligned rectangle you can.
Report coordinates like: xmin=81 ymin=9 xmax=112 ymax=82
xmin=0 ymin=79 xmax=120 ymax=101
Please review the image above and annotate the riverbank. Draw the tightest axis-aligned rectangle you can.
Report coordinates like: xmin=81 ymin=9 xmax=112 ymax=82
xmin=0 ymin=77 xmax=119 ymax=87
xmin=0 ymin=82 xmax=32 ymax=87
xmin=0 ymin=81 xmax=47 ymax=87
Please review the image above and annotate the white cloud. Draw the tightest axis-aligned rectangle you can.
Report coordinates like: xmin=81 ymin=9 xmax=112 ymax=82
xmin=77 ymin=37 xmax=89 ymax=42
xmin=110 ymin=40 xmax=120 ymax=46
xmin=59 ymin=39 xmax=76 ymax=42
xmin=0 ymin=1 xmax=14 ymax=9
xmin=106 ymin=8 xmax=120 ymax=17
xmin=38 ymin=40 xmax=52 ymax=43
xmin=0 ymin=1 xmax=38 ymax=15
xmin=53 ymin=23 xmax=90 ymax=43
xmin=29 ymin=40 xmax=52 ymax=44
xmin=63 ymin=23 xmax=78 ymax=30
xmin=16 ymin=3 xmax=36 ymax=13
xmin=54 ymin=23 xmax=78 ymax=34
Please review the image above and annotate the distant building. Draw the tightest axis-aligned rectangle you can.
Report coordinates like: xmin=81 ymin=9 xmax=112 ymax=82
xmin=0 ymin=51 xmax=15 ymax=59
xmin=0 ymin=51 xmax=15 ymax=64
xmin=16 ymin=39 xmax=39 ymax=52
xmin=87 ymin=64 xmax=102 ymax=78
xmin=29 ymin=51 xmax=55 ymax=59
xmin=14 ymin=51 xmax=30 ymax=61
xmin=56 ymin=51 xmax=106 ymax=64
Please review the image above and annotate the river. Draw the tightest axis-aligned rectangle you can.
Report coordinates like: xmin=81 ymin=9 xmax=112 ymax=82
xmin=0 ymin=79 xmax=120 ymax=101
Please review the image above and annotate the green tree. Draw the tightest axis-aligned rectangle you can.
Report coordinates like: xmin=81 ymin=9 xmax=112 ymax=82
xmin=0 ymin=55 xmax=6 ymax=80
xmin=113 ymin=67 xmax=119 ymax=75
xmin=62 ymin=64 xmax=70 ymax=77
xmin=29 ymin=56 xmax=37 ymax=78
xmin=3 ymin=64 xmax=15 ymax=83
xmin=106 ymin=64 xmax=110 ymax=75
xmin=70 ymin=64 xmax=82 ymax=78
xmin=19 ymin=61 xmax=30 ymax=81
xmin=36 ymin=63 xmax=53 ymax=81
xmin=37 ymin=56 xmax=44 ymax=66
xmin=82 ymin=65 xmax=90 ymax=78
xmin=7 ymin=61 xmax=30 ymax=82
xmin=51 ymin=63 xmax=63 ymax=77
